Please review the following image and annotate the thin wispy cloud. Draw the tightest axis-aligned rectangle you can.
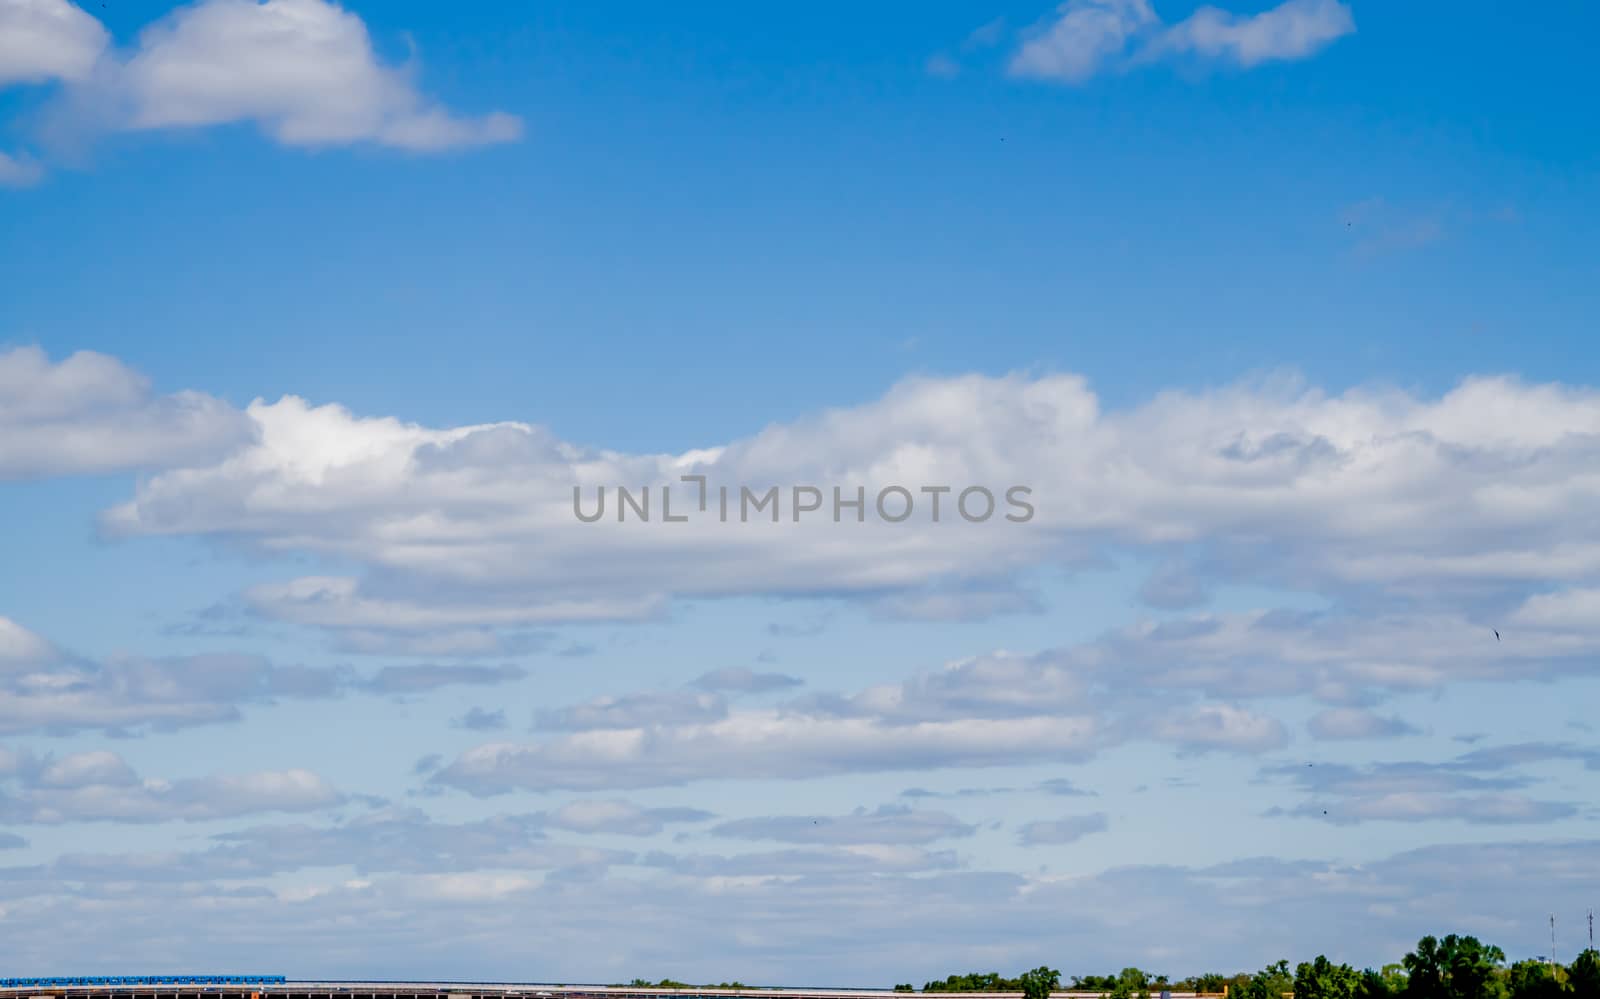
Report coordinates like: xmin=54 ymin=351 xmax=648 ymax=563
xmin=1009 ymin=0 xmax=1354 ymax=83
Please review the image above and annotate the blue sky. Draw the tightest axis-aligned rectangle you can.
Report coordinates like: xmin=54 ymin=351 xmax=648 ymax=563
xmin=2 ymin=0 xmax=1599 ymax=984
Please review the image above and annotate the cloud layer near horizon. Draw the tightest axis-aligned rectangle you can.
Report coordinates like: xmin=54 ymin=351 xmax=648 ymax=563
xmin=3 ymin=345 xmax=1599 ymax=977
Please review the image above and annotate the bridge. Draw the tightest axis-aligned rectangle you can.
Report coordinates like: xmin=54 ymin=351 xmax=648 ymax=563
xmin=0 ymin=981 xmax=1210 ymax=999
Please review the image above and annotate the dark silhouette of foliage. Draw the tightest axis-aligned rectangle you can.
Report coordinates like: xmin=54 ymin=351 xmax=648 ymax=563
xmin=1569 ymin=951 xmax=1600 ymax=999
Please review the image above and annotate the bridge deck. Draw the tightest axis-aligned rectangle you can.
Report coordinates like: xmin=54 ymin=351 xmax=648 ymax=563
xmin=0 ymin=986 xmax=1212 ymax=999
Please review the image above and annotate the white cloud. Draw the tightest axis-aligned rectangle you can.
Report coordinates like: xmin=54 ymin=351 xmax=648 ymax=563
xmin=536 ymin=690 xmax=729 ymax=732
xmin=429 ymin=646 xmax=1303 ymax=795
xmin=545 ymin=799 xmax=713 ymax=837
xmin=0 ymin=748 xmax=346 ymax=823
xmin=1508 ymin=587 xmax=1600 ymax=630
xmin=690 ymin=667 xmax=803 ymax=694
xmin=0 ymin=615 xmax=531 ymax=736
xmin=425 ymin=594 xmax=1600 ymax=796
xmin=1010 ymin=0 xmax=1353 ymax=83
xmin=643 ymin=843 xmax=963 ymax=878
xmin=1152 ymin=0 xmax=1356 ymax=68
xmin=0 ymin=0 xmax=108 ymax=86
xmin=1263 ymin=753 xmax=1587 ymax=826
xmin=243 ymin=574 xmax=660 ymax=643
xmin=435 ymin=713 xmax=1104 ymax=795
xmin=119 ymin=0 xmax=521 ymax=151
xmin=0 ymin=616 xmax=60 ymax=668
xmin=1151 ymin=702 xmax=1289 ymax=754
xmin=0 ymin=346 xmax=252 ymax=479
xmin=95 ymin=367 xmax=1600 ymax=656
xmin=1016 ymin=811 xmax=1109 ymax=845
xmin=0 ymin=0 xmax=521 ymax=180
xmin=0 ymin=150 xmax=45 ymax=187
xmin=1009 ymin=0 xmax=1157 ymax=83
xmin=1308 ymin=707 xmax=1419 ymax=741
xmin=2 ymin=837 xmax=1597 ymax=982
xmin=711 ymin=804 xmax=977 ymax=846
xmin=0 ymin=641 xmax=335 ymax=736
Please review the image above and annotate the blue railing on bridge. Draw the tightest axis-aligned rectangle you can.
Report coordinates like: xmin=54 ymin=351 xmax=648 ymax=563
xmin=1 ymin=978 xmax=288 ymax=988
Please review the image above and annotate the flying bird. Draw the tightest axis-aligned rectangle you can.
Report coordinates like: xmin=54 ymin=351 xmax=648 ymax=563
xmin=1494 ymin=629 xmax=1500 ymax=641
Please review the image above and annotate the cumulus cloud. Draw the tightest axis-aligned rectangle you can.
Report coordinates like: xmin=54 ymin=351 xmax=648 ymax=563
xmin=641 ymin=843 xmax=964 ymax=878
xmin=0 ymin=346 xmax=252 ymax=478
xmin=454 ymin=707 xmax=508 ymax=732
xmin=0 ymin=0 xmax=520 ymax=181
xmin=1138 ymin=557 xmax=1210 ymax=609
xmin=0 ymin=616 xmax=60 ymax=666
xmin=1151 ymin=703 xmax=1289 ymax=754
xmin=534 ymin=690 xmax=729 ymax=733
xmin=1009 ymin=0 xmax=1157 ymax=82
xmin=0 ymin=615 xmax=529 ymax=736
xmin=903 ymin=777 xmax=1095 ymax=800
xmin=2 ymin=836 xmax=1597 ymax=983
xmin=11 ymin=803 xmax=700 ymax=880
xmin=91 ymin=366 xmax=1600 ymax=671
xmin=0 ymin=627 xmax=338 ymax=736
xmin=690 ymin=668 xmax=804 ymax=694
xmin=1018 ymin=601 xmax=1600 ymax=704
xmin=1308 ymin=707 xmax=1419 ymax=741
xmin=0 ymin=0 xmax=108 ymax=86
xmin=711 ymin=804 xmax=977 ymax=846
xmin=1016 ymin=811 xmax=1109 ymax=845
xmin=0 ymin=748 xmax=345 ymax=823
xmin=1261 ymin=749 xmax=1591 ymax=826
xmin=544 ymin=799 xmax=714 ymax=837
xmin=434 ymin=712 xmax=1103 ymax=795
xmin=428 ymin=646 xmax=1300 ymax=795
xmin=1010 ymin=0 xmax=1353 ymax=83
xmin=1149 ymin=0 xmax=1355 ymax=67
xmin=420 ymin=588 xmax=1600 ymax=796
xmin=0 ymin=150 xmax=45 ymax=187
xmin=118 ymin=0 xmax=521 ymax=150
xmin=357 ymin=664 xmax=526 ymax=697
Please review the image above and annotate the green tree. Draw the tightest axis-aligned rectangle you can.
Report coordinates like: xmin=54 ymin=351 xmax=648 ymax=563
xmin=1107 ymin=968 xmax=1154 ymax=999
xmin=924 ymin=973 xmax=1015 ymax=992
xmin=1571 ymin=951 xmax=1600 ymax=999
xmin=1355 ymin=966 xmax=1403 ymax=999
xmin=1505 ymin=959 xmax=1566 ymax=999
xmin=1020 ymin=967 xmax=1061 ymax=999
xmin=1296 ymin=957 xmax=1363 ymax=999
xmin=1233 ymin=962 xmax=1293 ymax=999
xmin=1404 ymin=935 xmax=1507 ymax=999
xmin=1178 ymin=974 xmax=1231 ymax=994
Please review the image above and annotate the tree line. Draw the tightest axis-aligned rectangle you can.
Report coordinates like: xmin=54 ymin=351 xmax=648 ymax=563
xmin=894 ymin=937 xmax=1600 ymax=999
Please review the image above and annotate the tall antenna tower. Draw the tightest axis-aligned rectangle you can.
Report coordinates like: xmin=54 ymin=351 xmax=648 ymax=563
xmin=1589 ymin=908 xmax=1594 ymax=951
xmin=1551 ymin=914 xmax=1557 ymax=967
